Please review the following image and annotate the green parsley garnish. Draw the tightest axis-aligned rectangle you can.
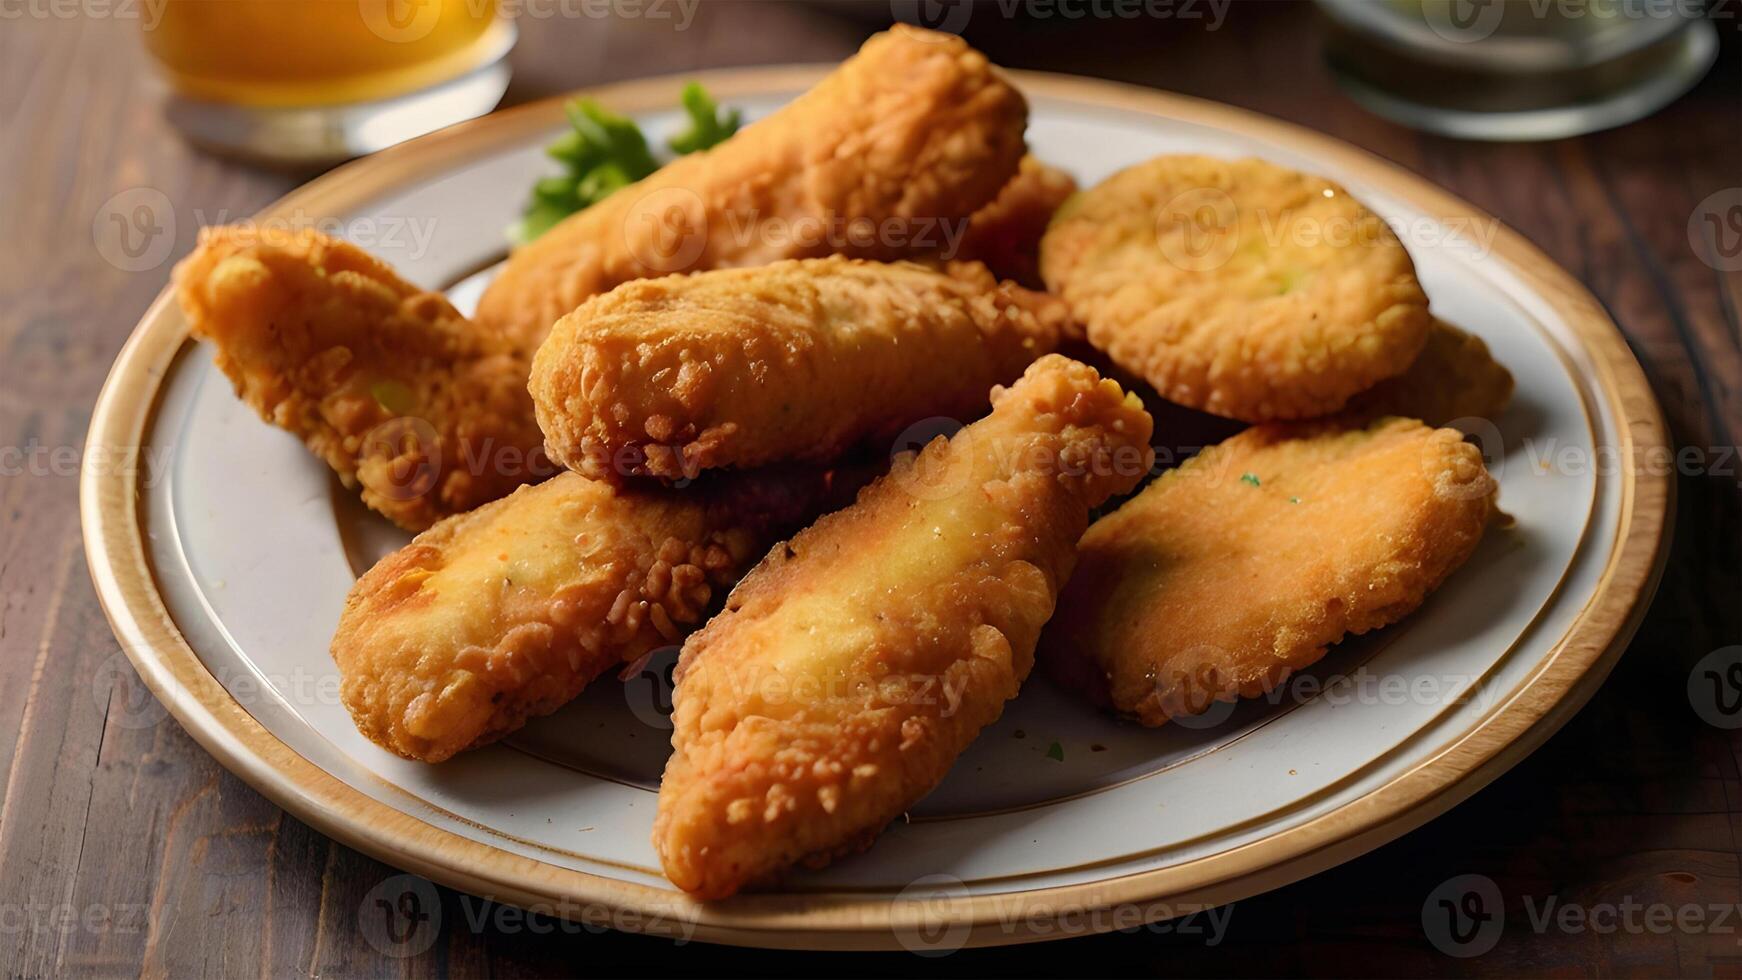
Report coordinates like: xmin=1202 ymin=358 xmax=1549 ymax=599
xmin=668 ymin=82 xmax=742 ymax=155
xmin=1289 ymin=496 xmax=1301 ymax=504
xmin=1241 ymin=472 xmax=1262 ymax=487
xmin=1046 ymin=741 xmax=1065 ymax=762
xmin=509 ymin=84 xmax=740 ymax=244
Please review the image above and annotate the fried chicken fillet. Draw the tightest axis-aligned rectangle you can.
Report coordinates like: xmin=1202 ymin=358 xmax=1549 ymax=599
xmin=530 ymin=257 xmax=1059 ymax=480
xmin=474 ymin=25 xmax=1029 ymax=348
xmin=1041 ymin=155 xmax=1431 ymax=422
xmin=173 ymin=227 xmax=548 ymax=531
xmin=653 ymin=355 xmax=1152 ymax=898
xmin=1041 ymin=417 xmax=1497 ymax=726
xmin=1346 ymin=318 xmax=1515 ymax=427
xmin=332 ymin=468 xmax=828 ymax=763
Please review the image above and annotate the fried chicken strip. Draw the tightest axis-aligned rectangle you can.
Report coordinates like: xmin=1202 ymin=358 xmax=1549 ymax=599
xmin=1040 ymin=417 xmax=1497 ymax=726
xmin=173 ymin=227 xmax=548 ymax=531
xmin=475 ymin=25 xmax=1028 ymax=348
xmin=530 ymin=257 xmax=1059 ymax=481
xmin=652 ymin=355 xmax=1152 ymax=898
xmin=332 ymin=468 xmax=828 ymax=763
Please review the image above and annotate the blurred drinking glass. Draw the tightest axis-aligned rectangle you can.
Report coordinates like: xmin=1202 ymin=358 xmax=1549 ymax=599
xmin=144 ymin=0 xmax=516 ymax=166
xmin=1317 ymin=0 xmax=1717 ymax=140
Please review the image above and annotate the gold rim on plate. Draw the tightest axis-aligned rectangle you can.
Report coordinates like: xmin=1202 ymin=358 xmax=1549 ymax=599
xmin=80 ymin=67 xmax=1672 ymax=950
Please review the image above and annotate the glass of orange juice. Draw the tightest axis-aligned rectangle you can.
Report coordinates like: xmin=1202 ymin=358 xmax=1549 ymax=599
xmin=143 ymin=0 xmax=516 ymax=165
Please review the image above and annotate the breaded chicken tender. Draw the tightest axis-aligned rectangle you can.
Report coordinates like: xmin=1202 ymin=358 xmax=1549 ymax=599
xmin=529 ymin=257 xmax=1059 ymax=481
xmin=474 ymin=26 xmax=1028 ymax=348
xmin=1041 ymin=155 xmax=1431 ymax=421
xmin=1040 ymin=416 xmax=1497 ymax=726
xmin=174 ymin=227 xmax=548 ymax=531
xmin=653 ymin=355 xmax=1153 ymax=899
xmin=332 ymin=468 xmax=827 ymax=763
xmin=952 ymin=156 xmax=1079 ymax=289
xmin=1346 ymin=318 xmax=1515 ymax=426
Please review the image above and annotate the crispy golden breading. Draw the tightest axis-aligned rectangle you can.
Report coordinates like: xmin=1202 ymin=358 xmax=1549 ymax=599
xmin=1055 ymin=338 xmax=1248 ymax=456
xmin=944 ymin=259 xmax=1074 ymax=341
xmin=1040 ymin=416 xmax=1496 ymax=726
xmin=332 ymin=468 xmax=827 ymax=763
xmin=173 ymin=227 xmax=548 ymax=531
xmin=529 ymin=257 xmax=1059 ymax=481
xmin=653 ymin=355 xmax=1152 ymax=899
xmin=475 ymin=25 xmax=1029 ymax=348
xmin=953 ymin=156 xmax=1079 ymax=289
xmin=1346 ymin=318 xmax=1515 ymax=426
xmin=1041 ymin=155 xmax=1431 ymax=422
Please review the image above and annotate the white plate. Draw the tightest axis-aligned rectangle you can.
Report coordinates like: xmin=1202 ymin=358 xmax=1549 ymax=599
xmin=83 ymin=67 xmax=1671 ymax=950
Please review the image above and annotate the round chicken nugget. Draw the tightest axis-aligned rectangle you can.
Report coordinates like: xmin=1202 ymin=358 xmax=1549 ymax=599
xmin=1040 ymin=416 xmax=1496 ymax=726
xmin=1041 ymin=155 xmax=1431 ymax=421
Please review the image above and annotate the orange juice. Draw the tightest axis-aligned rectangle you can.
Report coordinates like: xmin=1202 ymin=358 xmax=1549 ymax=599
xmin=144 ymin=0 xmax=511 ymax=107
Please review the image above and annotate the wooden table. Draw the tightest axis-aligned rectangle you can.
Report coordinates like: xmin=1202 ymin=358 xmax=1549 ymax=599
xmin=2 ymin=3 xmax=1737 ymax=975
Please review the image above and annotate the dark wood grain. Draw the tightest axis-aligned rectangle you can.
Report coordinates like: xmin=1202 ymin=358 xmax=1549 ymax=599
xmin=2 ymin=3 xmax=1738 ymax=976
